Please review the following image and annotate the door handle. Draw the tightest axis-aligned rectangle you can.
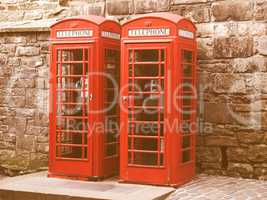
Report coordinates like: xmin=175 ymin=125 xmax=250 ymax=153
xmin=122 ymin=96 xmax=128 ymax=102
xmin=89 ymin=93 xmax=93 ymax=102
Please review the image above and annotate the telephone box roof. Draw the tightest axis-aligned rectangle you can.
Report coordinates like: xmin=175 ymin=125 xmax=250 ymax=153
xmin=50 ymin=15 xmax=118 ymax=28
xmin=122 ymin=12 xmax=196 ymax=29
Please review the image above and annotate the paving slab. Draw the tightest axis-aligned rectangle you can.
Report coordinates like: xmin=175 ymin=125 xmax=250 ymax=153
xmin=167 ymin=174 xmax=267 ymax=200
xmin=0 ymin=172 xmax=175 ymax=200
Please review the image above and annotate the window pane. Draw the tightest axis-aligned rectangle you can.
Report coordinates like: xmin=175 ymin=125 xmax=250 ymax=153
xmin=182 ymin=150 xmax=191 ymax=163
xmin=183 ymin=50 xmax=193 ymax=63
xmin=134 ymin=50 xmax=159 ymax=62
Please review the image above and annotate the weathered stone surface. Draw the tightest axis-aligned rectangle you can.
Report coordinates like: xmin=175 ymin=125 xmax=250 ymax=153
xmin=230 ymin=56 xmax=267 ymax=73
xmin=135 ymin=0 xmax=170 ymax=13
xmin=236 ymin=132 xmax=264 ymax=144
xmin=198 ymin=147 xmax=222 ymax=162
xmin=214 ymin=37 xmax=254 ymax=58
xmin=204 ymin=135 xmax=239 ymax=147
xmin=255 ymin=1 xmax=267 ymax=20
xmin=172 ymin=0 xmax=209 ymax=4
xmin=211 ymin=0 xmax=253 ymax=22
xmin=227 ymin=147 xmax=248 ymax=162
xmin=15 ymin=46 xmax=40 ymax=56
xmin=107 ymin=0 xmax=133 ymax=15
xmin=197 ymin=38 xmax=213 ymax=60
xmin=212 ymin=73 xmax=246 ymax=94
xmin=204 ymin=102 xmax=237 ymax=124
xmin=171 ymin=4 xmax=210 ymax=23
xmin=24 ymin=10 xmax=43 ymax=20
xmin=227 ymin=163 xmax=254 ymax=178
xmin=0 ymin=11 xmax=24 ymax=22
xmin=248 ymin=145 xmax=267 ymax=162
xmin=255 ymin=36 xmax=267 ymax=56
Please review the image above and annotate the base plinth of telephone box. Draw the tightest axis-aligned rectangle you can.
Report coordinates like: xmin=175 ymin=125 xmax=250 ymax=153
xmin=0 ymin=171 xmax=175 ymax=200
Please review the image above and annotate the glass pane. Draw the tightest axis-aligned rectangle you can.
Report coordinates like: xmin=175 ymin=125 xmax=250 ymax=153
xmin=183 ymin=50 xmax=193 ymax=63
xmin=133 ymin=152 xmax=158 ymax=166
xmin=161 ymin=50 xmax=165 ymax=62
xmin=62 ymin=49 xmax=83 ymax=61
xmin=133 ymin=94 xmax=164 ymax=107
xmin=128 ymin=138 xmax=158 ymax=151
xmin=134 ymin=64 xmax=159 ymax=77
xmin=183 ymin=64 xmax=192 ymax=77
xmin=128 ymin=123 xmax=159 ymax=136
xmin=182 ymin=135 xmax=191 ymax=149
xmin=127 ymin=48 xmax=165 ymax=167
xmin=57 ymin=146 xmax=83 ymax=159
xmin=182 ymin=107 xmax=191 ymax=120
xmin=56 ymin=131 xmax=87 ymax=145
xmin=104 ymin=49 xmax=120 ymax=158
xmin=106 ymin=144 xmax=117 ymax=157
xmin=56 ymin=118 xmax=88 ymax=131
xmin=182 ymin=121 xmax=191 ymax=134
xmin=132 ymin=79 xmax=163 ymax=92
xmin=182 ymin=150 xmax=191 ymax=163
xmin=134 ymin=49 xmax=159 ymax=62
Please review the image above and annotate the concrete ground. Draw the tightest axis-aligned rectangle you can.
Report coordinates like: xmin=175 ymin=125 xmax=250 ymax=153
xmin=0 ymin=172 xmax=267 ymax=200
xmin=0 ymin=172 xmax=174 ymax=200
xmin=167 ymin=175 xmax=267 ymax=200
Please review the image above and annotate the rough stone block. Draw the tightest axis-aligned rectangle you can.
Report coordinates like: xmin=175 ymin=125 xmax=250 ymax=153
xmin=255 ymin=1 xmax=267 ymax=20
xmin=37 ymin=32 xmax=49 ymax=41
xmin=107 ymin=0 xmax=133 ymax=15
xmin=248 ymin=145 xmax=267 ymax=162
xmin=29 ymin=153 xmax=48 ymax=170
xmin=16 ymin=135 xmax=36 ymax=152
xmin=214 ymin=37 xmax=254 ymax=58
xmin=171 ymin=4 xmax=210 ymax=23
xmin=0 ymin=11 xmax=24 ymax=22
xmin=5 ymin=36 xmax=26 ymax=44
xmin=212 ymin=73 xmax=246 ymax=94
xmin=135 ymin=0 xmax=170 ymax=14
xmin=15 ymin=46 xmax=40 ymax=57
xmin=172 ymin=0 xmax=209 ymax=4
xmin=236 ymin=132 xmax=264 ymax=144
xmin=211 ymin=0 xmax=253 ymax=22
xmin=227 ymin=163 xmax=254 ymax=179
xmin=227 ymin=147 xmax=248 ymax=162
xmin=230 ymin=56 xmax=267 ymax=73
xmin=196 ymin=23 xmax=214 ymax=38
xmin=254 ymin=36 xmax=267 ymax=56
xmin=36 ymin=143 xmax=49 ymax=153
xmin=204 ymin=136 xmax=239 ymax=147
xmin=198 ymin=147 xmax=222 ymax=162
xmin=71 ymin=1 xmax=106 ymax=16
xmin=197 ymin=38 xmax=213 ymax=60
xmin=24 ymin=10 xmax=43 ymax=20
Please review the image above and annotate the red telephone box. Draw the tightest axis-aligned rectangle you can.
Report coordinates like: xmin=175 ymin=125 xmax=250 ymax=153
xmin=49 ymin=16 xmax=121 ymax=180
xmin=120 ymin=13 xmax=197 ymax=186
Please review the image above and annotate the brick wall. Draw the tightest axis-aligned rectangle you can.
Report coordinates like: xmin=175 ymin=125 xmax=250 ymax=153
xmin=0 ymin=0 xmax=266 ymax=179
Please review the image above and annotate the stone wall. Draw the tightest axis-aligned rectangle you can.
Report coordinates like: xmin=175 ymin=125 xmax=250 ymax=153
xmin=0 ymin=0 xmax=266 ymax=179
xmin=0 ymin=32 xmax=50 ymax=175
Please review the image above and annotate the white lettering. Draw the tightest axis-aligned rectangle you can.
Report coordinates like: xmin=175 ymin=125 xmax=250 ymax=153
xmin=101 ymin=31 xmax=121 ymax=40
xmin=128 ymin=28 xmax=170 ymax=37
xmin=178 ymin=30 xmax=194 ymax=39
xmin=56 ymin=29 xmax=93 ymax=38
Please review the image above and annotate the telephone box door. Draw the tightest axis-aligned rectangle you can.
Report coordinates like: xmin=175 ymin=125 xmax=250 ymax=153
xmin=121 ymin=43 xmax=171 ymax=184
xmin=50 ymin=43 xmax=94 ymax=177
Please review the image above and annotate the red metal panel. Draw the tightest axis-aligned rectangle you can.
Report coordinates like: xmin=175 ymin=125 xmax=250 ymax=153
xmin=49 ymin=16 xmax=121 ymax=180
xmin=121 ymin=13 xmax=197 ymax=186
